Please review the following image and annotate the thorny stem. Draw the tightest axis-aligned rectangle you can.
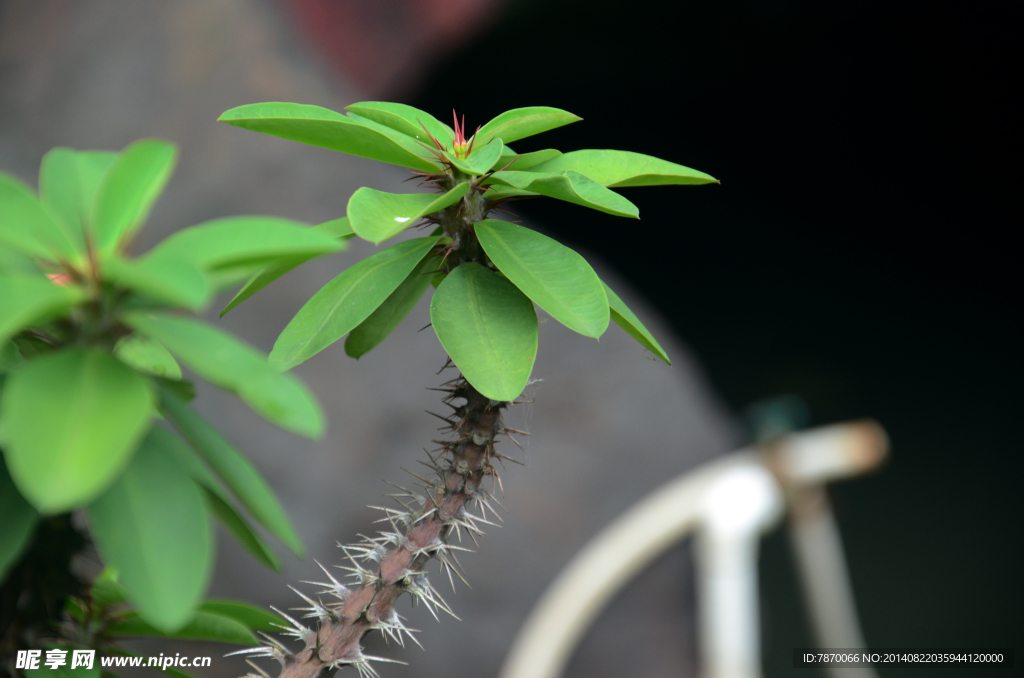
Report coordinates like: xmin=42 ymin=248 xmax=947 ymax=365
xmin=236 ymin=376 xmax=519 ymax=678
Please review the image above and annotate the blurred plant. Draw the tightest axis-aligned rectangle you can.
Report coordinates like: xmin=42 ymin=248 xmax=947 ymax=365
xmin=0 ymin=141 xmax=347 ymax=674
xmin=216 ymin=101 xmax=718 ymax=676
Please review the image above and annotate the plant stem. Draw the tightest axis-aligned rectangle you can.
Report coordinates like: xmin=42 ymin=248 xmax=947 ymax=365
xmin=240 ymin=375 xmax=515 ymax=678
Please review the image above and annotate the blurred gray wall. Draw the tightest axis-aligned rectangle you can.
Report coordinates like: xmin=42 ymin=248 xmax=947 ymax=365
xmin=0 ymin=1 xmax=741 ymax=676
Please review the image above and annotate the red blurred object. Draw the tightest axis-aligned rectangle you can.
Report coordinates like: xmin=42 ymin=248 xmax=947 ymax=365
xmin=283 ymin=0 xmax=506 ymax=98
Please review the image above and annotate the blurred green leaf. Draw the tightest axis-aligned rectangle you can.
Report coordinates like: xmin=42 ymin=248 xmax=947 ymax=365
xmin=220 ymin=217 xmax=354 ymax=317
xmin=102 ymin=254 xmax=209 ymax=310
xmin=270 ymin=236 xmax=440 ymax=370
xmin=0 ymin=274 xmax=85 ymax=345
xmin=201 ymin=488 xmax=281 ymax=571
xmin=440 ymin=138 xmax=504 ymax=176
xmin=39 ymin=148 xmax=117 ymax=252
xmin=345 ymin=255 xmax=437 ymax=358
xmin=200 ymin=600 xmax=285 ymax=632
xmin=602 ymin=281 xmax=671 ymax=365
xmin=492 ymin=147 xmax=562 ymax=171
xmin=476 ymin=220 xmax=608 ymax=338
xmin=530 ymin=149 xmax=718 ymax=187
xmin=108 ymin=610 xmax=257 ymax=645
xmin=349 ymin=184 xmax=469 ymax=244
xmin=0 ymin=172 xmax=78 ymax=261
xmin=125 ymin=313 xmax=324 ymax=438
xmin=476 ymin=106 xmax=581 ymax=147
xmin=114 ymin=335 xmax=182 ymax=380
xmin=22 ymin=646 xmax=100 ymax=678
xmin=345 ymin=101 xmax=455 ymax=147
xmin=0 ymin=340 xmax=25 ymax=373
xmin=159 ymin=391 xmax=303 ymax=556
xmin=147 ymin=216 xmax=344 ymax=271
xmin=485 ymin=170 xmax=638 ymax=218
xmin=218 ymin=102 xmax=442 ymax=173
xmin=88 ymin=427 xmax=212 ymax=632
xmin=430 ymin=263 xmax=538 ymax=401
xmin=91 ymin=567 xmax=131 ymax=607
xmin=0 ymin=459 xmax=38 ymax=579
xmin=91 ymin=139 xmax=177 ymax=254
xmin=0 ymin=348 xmax=154 ymax=513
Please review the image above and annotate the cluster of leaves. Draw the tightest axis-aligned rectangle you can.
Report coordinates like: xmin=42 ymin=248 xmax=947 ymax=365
xmin=218 ymin=101 xmax=718 ymax=399
xmin=0 ymin=141 xmax=342 ymax=655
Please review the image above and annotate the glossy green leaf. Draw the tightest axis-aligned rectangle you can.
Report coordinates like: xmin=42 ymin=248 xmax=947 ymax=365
xmin=220 ymin=217 xmax=354 ymax=317
xmin=345 ymin=255 xmax=437 ymax=358
xmin=88 ymin=427 xmax=212 ymax=632
xmin=476 ymin=106 xmax=581 ymax=146
xmin=0 ymin=348 xmax=154 ymax=513
xmin=476 ymin=220 xmax=608 ymax=338
xmin=200 ymin=600 xmax=285 ymax=632
xmin=492 ymin=147 xmax=562 ymax=171
xmin=218 ymin=102 xmax=442 ymax=173
xmin=147 ymin=216 xmax=344 ymax=272
xmin=530 ymin=149 xmax=718 ymax=187
xmin=92 ymin=139 xmax=177 ymax=254
xmin=102 ymin=254 xmax=209 ymax=310
xmin=109 ymin=610 xmax=257 ymax=645
xmin=39 ymin=148 xmax=118 ymax=252
xmin=125 ymin=313 xmax=324 ymax=438
xmin=114 ymin=335 xmax=182 ymax=379
xmin=440 ymin=138 xmax=504 ymax=176
xmin=486 ymin=170 xmax=639 ymax=218
xmin=602 ymin=281 xmax=671 ymax=365
xmin=0 ymin=459 xmax=38 ymax=579
xmin=349 ymin=184 xmax=469 ymax=244
xmin=0 ymin=274 xmax=85 ymax=345
xmin=0 ymin=172 xmax=78 ymax=261
xmin=345 ymin=101 xmax=455 ymax=147
xmin=430 ymin=263 xmax=538 ymax=401
xmin=159 ymin=391 xmax=303 ymax=556
xmin=271 ymin=236 xmax=440 ymax=370
xmin=143 ymin=424 xmax=278 ymax=569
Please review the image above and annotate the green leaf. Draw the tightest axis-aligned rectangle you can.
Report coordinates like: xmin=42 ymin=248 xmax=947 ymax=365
xmin=22 ymin=645 xmax=100 ymax=678
xmin=0 ymin=459 xmax=38 ymax=579
xmin=91 ymin=568 xmax=131 ymax=607
xmin=218 ymin=102 xmax=442 ymax=173
xmin=0 ymin=274 xmax=85 ymax=345
xmin=492 ymin=147 xmax=562 ymax=171
xmin=430 ymin=263 xmax=538 ymax=401
xmin=147 ymin=216 xmax=345 ymax=271
xmin=476 ymin=106 xmax=582 ymax=147
xmin=114 ymin=335 xmax=182 ymax=379
xmin=201 ymin=487 xmax=281 ymax=571
xmin=602 ymin=281 xmax=671 ymax=365
xmin=0 ymin=348 xmax=154 ymax=513
xmin=159 ymin=391 xmax=303 ymax=556
xmin=485 ymin=170 xmax=639 ymax=218
xmin=440 ymin=138 xmax=504 ymax=176
xmin=102 ymin=254 xmax=209 ymax=310
xmin=125 ymin=313 xmax=324 ymax=439
xmin=199 ymin=600 xmax=285 ymax=632
xmin=270 ymin=236 xmax=440 ymax=370
xmin=220 ymin=217 xmax=355 ymax=317
xmin=87 ymin=427 xmax=213 ymax=632
xmin=349 ymin=184 xmax=469 ymax=244
xmin=0 ymin=172 xmax=78 ymax=261
xmin=530 ymin=149 xmax=718 ymax=187
xmin=345 ymin=255 xmax=437 ymax=358
xmin=108 ymin=610 xmax=256 ymax=645
xmin=475 ymin=220 xmax=608 ymax=338
xmin=39 ymin=148 xmax=118 ymax=252
xmin=0 ymin=340 xmax=25 ymax=373
xmin=345 ymin=101 xmax=455 ymax=147
xmin=91 ymin=139 xmax=177 ymax=254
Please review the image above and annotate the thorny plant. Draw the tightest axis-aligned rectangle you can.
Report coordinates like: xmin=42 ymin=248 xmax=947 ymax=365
xmin=213 ymin=101 xmax=718 ymax=677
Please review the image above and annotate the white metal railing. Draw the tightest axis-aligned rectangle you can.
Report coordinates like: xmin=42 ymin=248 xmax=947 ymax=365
xmin=499 ymin=421 xmax=888 ymax=678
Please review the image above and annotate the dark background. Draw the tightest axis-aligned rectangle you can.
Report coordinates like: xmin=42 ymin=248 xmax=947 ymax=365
xmin=410 ymin=0 xmax=1020 ymax=674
